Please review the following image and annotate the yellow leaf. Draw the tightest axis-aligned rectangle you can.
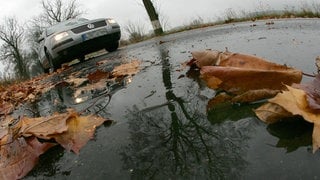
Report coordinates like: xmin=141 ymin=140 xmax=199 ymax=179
xmin=50 ymin=114 xmax=107 ymax=154
xmin=313 ymin=123 xmax=320 ymax=153
xmin=269 ymin=86 xmax=320 ymax=123
xmin=254 ymin=102 xmax=293 ymax=124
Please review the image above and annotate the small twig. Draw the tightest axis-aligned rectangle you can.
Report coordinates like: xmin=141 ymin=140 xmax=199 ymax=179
xmin=302 ymin=72 xmax=316 ymax=78
xmin=79 ymin=93 xmax=112 ymax=115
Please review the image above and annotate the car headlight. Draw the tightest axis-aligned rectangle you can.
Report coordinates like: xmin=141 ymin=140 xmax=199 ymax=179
xmin=106 ymin=19 xmax=117 ymax=24
xmin=54 ymin=32 xmax=69 ymax=42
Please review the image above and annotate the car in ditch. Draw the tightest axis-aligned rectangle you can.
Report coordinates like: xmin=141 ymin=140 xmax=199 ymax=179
xmin=38 ymin=17 xmax=121 ymax=72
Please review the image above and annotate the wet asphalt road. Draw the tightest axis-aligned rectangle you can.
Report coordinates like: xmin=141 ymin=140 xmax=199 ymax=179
xmin=26 ymin=19 xmax=320 ymax=179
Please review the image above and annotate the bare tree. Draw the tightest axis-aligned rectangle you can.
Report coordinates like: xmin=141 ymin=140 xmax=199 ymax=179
xmin=40 ymin=0 xmax=84 ymax=25
xmin=25 ymin=0 xmax=85 ymax=76
xmin=0 ymin=17 xmax=28 ymax=79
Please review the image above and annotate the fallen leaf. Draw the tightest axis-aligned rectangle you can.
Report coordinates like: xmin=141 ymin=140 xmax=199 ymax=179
xmin=231 ymin=89 xmax=280 ymax=103
xmin=254 ymin=102 xmax=293 ymax=124
xmin=293 ymin=74 xmax=320 ymax=111
xmin=50 ymin=114 xmax=107 ymax=154
xmin=255 ymin=85 xmax=320 ymax=152
xmin=207 ymin=89 xmax=279 ymax=110
xmin=19 ymin=110 xmax=74 ymax=139
xmin=201 ymin=66 xmax=302 ymax=94
xmin=0 ymin=137 xmax=56 ymax=180
xmin=112 ymin=60 xmax=141 ymax=77
xmin=313 ymin=123 xmax=320 ymax=153
xmin=0 ymin=102 xmax=14 ymax=115
xmin=87 ymin=69 xmax=111 ymax=83
xmin=65 ymin=76 xmax=88 ymax=87
xmin=190 ymin=50 xmax=222 ymax=68
xmin=269 ymin=86 xmax=319 ymax=123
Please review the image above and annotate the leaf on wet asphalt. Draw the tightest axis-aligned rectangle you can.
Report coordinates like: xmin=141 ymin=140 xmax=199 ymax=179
xmin=188 ymin=50 xmax=302 ymax=96
xmin=189 ymin=50 xmax=222 ymax=68
xmin=0 ymin=102 xmax=14 ymax=115
xmin=49 ymin=113 xmax=107 ymax=154
xmin=0 ymin=108 xmax=108 ymax=178
xmin=254 ymin=102 xmax=293 ymax=124
xmin=19 ymin=110 xmax=74 ymax=139
xmin=112 ymin=60 xmax=141 ymax=77
xmin=316 ymin=56 xmax=320 ymax=73
xmin=312 ymin=123 xmax=320 ymax=153
xmin=231 ymin=89 xmax=280 ymax=103
xmin=87 ymin=69 xmax=111 ymax=83
xmin=65 ymin=75 xmax=88 ymax=87
xmin=201 ymin=66 xmax=302 ymax=94
xmin=293 ymin=74 xmax=320 ymax=111
xmin=255 ymin=85 xmax=320 ymax=152
xmin=208 ymin=89 xmax=280 ymax=111
xmin=0 ymin=137 xmax=56 ymax=180
xmin=269 ymin=86 xmax=320 ymax=123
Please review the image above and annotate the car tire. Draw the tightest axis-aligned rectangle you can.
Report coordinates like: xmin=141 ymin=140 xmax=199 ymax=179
xmin=45 ymin=50 xmax=58 ymax=73
xmin=105 ymin=41 xmax=119 ymax=52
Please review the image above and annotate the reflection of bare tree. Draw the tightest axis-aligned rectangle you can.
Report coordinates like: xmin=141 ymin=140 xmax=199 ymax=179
xmin=121 ymin=44 xmax=249 ymax=179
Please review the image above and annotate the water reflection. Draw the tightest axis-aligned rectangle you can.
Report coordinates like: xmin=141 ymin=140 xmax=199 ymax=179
xmin=267 ymin=117 xmax=312 ymax=153
xmin=25 ymin=63 xmax=132 ymax=178
xmin=121 ymin=43 xmax=249 ymax=179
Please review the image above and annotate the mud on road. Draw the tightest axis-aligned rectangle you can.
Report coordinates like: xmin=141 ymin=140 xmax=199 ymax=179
xmin=23 ymin=19 xmax=320 ymax=179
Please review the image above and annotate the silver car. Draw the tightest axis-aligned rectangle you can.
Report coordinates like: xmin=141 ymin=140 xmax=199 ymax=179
xmin=38 ymin=18 xmax=121 ymax=72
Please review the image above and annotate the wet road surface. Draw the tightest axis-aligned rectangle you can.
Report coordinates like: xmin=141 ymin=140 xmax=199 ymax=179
xmin=25 ymin=19 xmax=320 ymax=179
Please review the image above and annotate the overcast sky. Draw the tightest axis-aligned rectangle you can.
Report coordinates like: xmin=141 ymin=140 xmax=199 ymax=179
xmin=0 ymin=0 xmax=316 ymax=35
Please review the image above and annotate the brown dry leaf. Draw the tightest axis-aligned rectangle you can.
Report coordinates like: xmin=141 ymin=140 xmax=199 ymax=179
xmin=218 ymin=53 xmax=292 ymax=70
xmin=207 ymin=92 xmax=233 ymax=110
xmin=191 ymin=50 xmax=222 ymax=68
xmin=313 ymin=123 xmax=320 ymax=153
xmin=19 ymin=110 xmax=75 ymax=139
xmin=254 ymin=102 xmax=293 ymax=124
xmin=50 ymin=114 xmax=107 ymax=154
xmin=189 ymin=50 xmax=302 ymax=96
xmin=87 ymin=69 xmax=111 ymax=83
xmin=0 ymin=137 xmax=56 ymax=180
xmin=255 ymin=85 xmax=320 ymax=152
xmin=269 ymin=86 xmax=320 ymax=123
xmin=316 ymin=56 xmax=320 ymax=73
xmin=112 ymin=60 xmax=141 ymax=77
xmin=231 ymin=89 xmax=280 ymax=103
xmin=201 ymin=66 xmax=302 ymax=94
xmin=0 ymin=116 xmax=15 ymax=140
xmin=65 ymin=76 xmax=88 ymax=87
xmin=0 ymin=102 xmax=14 ymax=115
xmin=293 ymin=74 xmax=320 ymax=111
xmin=207 ymin=89 xmax=280 ymax=110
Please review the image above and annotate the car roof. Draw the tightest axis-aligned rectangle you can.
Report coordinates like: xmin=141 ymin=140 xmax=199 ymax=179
xmin=46 ymin=18 xmax=89 ymax=36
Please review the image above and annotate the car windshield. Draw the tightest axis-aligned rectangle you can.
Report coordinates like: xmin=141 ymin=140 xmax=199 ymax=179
xmin=46 ymin=18 xmax=89 ymax=36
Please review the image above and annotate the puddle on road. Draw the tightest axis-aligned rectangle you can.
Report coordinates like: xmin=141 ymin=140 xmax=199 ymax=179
xmin=25 ymin=19 xmax=320 ymax=179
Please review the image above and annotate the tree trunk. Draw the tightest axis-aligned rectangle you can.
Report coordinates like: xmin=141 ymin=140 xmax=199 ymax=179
xmin=142 ymin=0 xmax=163 ymax=35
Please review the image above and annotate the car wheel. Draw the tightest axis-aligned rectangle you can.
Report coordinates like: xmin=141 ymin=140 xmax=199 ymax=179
xmin=105 ymin=41 xmax=119 ymax=52
xmin=45 ymin=50 xmax=58 ymax=73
